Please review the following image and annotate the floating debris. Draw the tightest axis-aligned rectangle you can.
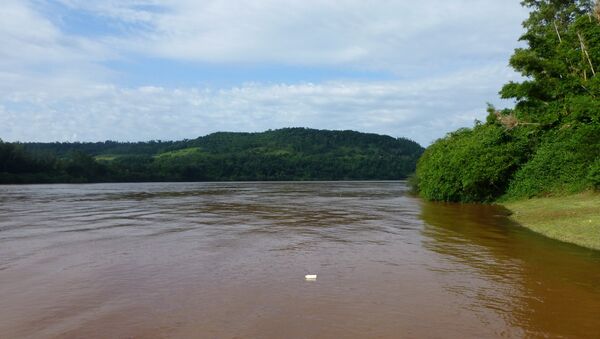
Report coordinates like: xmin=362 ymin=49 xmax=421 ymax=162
xmin=305 ymin=274 xmax=317 ymax=281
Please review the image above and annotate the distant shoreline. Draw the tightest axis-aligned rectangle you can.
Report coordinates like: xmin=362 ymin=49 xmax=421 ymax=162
xmin=1 ymin=128 xmax=423 ymax=185
xmin=0 ymin=179 xmax=409 ymax=186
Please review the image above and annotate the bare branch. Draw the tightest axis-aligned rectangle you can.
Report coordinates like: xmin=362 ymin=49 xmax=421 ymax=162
xmin=553 ymin=21 xmax=562 ymax=43
xmin=578 ymin=32 xmax=596 ymax=77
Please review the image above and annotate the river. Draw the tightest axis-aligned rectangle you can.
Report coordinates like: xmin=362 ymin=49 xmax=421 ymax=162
xmin=1 ymin=182 xmax=599 ymax=338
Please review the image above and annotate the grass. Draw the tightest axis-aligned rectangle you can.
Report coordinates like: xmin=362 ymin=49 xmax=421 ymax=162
xmin=156 ymin=147 xmax=203 ymax=158
xmin=503 ymin=192 xmax=600 ymax=250
xmin=94 ymin=155 xmax=117 ymax=161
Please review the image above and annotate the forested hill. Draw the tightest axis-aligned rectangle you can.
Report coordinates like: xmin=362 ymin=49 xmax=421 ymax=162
xmin=1 ymin=128 xmax=423 ymax=183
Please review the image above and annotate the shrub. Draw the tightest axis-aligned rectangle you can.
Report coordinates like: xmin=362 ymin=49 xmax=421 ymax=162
xmin=588 ymin=159 xmax=600 ymax=189
xmin=416 ymin=124 xmax=531 ymax=202
xmin=505 ymin=123 xmax=600 ymax=199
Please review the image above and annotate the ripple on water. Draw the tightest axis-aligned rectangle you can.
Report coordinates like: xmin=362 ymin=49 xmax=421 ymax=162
xmin=1 ymin=182 xmax=600 ymax=338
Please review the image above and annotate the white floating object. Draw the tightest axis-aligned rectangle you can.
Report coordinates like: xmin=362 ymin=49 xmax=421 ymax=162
xmin=305 ymin=274 xmax=317 ymax=281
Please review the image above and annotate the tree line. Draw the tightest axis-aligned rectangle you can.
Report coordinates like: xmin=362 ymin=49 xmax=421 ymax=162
xmin=415 ymin=0 xmax=600 ymax=202
xmin=1 ymin=128 xmax=424 ymax=184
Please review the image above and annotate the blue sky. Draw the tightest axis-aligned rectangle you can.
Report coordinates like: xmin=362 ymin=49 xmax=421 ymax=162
xmin=0 ymin=0 xmax=528 ymax=145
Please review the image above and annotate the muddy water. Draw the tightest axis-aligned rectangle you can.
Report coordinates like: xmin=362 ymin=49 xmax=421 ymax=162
xmin=1 ymin=182 xmax=599 ymax=338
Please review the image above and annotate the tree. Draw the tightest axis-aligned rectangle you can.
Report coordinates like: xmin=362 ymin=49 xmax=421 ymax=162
xmin=500 ymin=0 xmax=600 ymax=125
xmin=416 ymin=0 xmax=600 ymax=202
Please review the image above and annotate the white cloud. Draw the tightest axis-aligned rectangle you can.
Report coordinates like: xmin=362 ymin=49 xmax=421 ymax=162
xmin=0 ymin=0 xmax=114 ymax=100
xmin=1 ymin=1 xmax=112 ymax=66
xmin=59 ymin=0 xmax=527 ymax=73
xmin=0 ymin=0 xmax=528 ymax=145
xmin=0 ymin=63 xmax=518 ymax=145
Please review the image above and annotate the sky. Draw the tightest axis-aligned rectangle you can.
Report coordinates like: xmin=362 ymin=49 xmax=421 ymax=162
xmin=0 ymin=0 xmax=529 ymax=146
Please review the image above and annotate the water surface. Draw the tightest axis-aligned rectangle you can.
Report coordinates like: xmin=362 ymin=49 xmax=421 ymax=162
xmin=1 ymin=182 xmax=599 ymax=338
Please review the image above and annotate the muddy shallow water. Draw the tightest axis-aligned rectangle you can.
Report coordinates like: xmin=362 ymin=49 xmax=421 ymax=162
xmin=1 ymin=182 xmax=599 ymax=338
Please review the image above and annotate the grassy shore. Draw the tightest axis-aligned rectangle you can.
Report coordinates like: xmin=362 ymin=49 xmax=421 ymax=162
xmin=503 ymin=192 xmax=600 ymax=251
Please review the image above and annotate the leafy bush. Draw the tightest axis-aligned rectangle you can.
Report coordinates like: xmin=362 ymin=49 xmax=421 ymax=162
xmin=416 ymin=1 xmax=600 ymax=203
xmin=505 ymin=124 xmax=600 ymax=199
xmin=416 ymin=124 xmax=531 ymax=202
xmin=588 ymin=158 xmax=600 ymax=189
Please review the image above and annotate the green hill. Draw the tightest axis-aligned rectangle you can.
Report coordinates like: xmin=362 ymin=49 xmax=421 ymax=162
xmin=1 ymin=128 xmax=423 ymax=183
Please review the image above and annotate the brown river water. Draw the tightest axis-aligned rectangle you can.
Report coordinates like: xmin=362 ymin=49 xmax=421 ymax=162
xmin=1 ymin=182 xmax=599 ymax=338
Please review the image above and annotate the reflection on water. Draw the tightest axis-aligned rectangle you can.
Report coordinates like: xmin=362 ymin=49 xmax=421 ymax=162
xmin=0 ymin=182 xmax=599 ymax=338
xmin=421 ymin=202 xmax=600 ymax=338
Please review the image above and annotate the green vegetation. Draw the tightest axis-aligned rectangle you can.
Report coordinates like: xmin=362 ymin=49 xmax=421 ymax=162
xmin=0 ymin=128 xmax=423 ymax=184
xmin=156 ymin=147 xmax=204 ymax=158
xmin=413 ymin=0 xmax=600 ymax=249
xmin=415 ymin=123 xmax=531 ymax=202
xmin=505 ymin=192 xmax=600 ymax=250
xmin=504 ymin=124 xmax=600 ymax=199
xmin=415 ymin=0 xmax=600 ymax=203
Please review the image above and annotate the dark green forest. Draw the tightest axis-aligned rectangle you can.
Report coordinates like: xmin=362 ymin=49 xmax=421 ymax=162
xmin=415 ymin=0 xmax=600 ymax=202
xmin=0 ymin=128 xmax=423 ymax=184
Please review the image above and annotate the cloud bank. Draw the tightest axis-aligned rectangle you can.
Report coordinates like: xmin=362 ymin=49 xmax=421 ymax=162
xmin=0 ymin=0 xmax=528 ymax=145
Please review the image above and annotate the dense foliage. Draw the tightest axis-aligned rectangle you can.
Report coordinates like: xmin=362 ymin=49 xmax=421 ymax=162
xmin=0 ymin=128 xmax=423 ymax=184
xmin=505 ymin=124 xmax=600 ymax=198
xmin=416 ymin=0 xmax=600 ymax=202
xmin=501 ymin=0 xmax=600 ymax=126
xmin=416 ymin=124 xmax=531 ymax=202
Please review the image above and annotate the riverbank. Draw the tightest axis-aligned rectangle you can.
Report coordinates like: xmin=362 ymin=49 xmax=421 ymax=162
xmin=503 ymin=192 xmax=600 ymax=251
